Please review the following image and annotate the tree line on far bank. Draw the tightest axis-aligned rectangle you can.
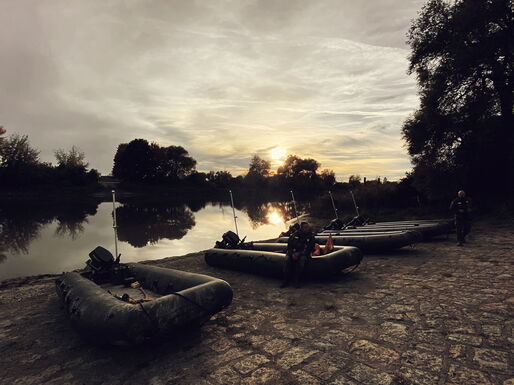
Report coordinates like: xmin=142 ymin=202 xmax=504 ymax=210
xmin=0 ymin=127 xmax=403 ymax=204
xmin=0 ymin=127 xmax=99 ymax=190
xmin=111 ymin=138 xmax=417 ymax=208
xmin=111 ymin=138 xmax=339 ymax=192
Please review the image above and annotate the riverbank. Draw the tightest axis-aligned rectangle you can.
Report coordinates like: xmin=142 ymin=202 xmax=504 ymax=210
xmin=0 ymin=220 xmax=513 ymax=384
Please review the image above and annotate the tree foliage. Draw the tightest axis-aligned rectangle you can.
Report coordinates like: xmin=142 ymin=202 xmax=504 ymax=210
xmin=277 ymin=155 xmax=320 ymax=178
xmin=319 ymin=169 xmax=336 ymax=188
xmin=0 ymin=128 xmax=98 ymax=189
xmin=248 ymin=155 xmax=271 ymax=177
xmin=0 ymin=134 xmax=40 ymax=168
xmin=112 ymin=139 xmax=197 ymax=183
xmin=0 ymin=126 xmax=6 ymax=155
xmin=403 ymin=0 xmax=514 ymax=200
xmin=207 ymin=170 xmax=233 ymax=187
xmin=348 ymin=174 xmax=361 ymax=189
xmin=276 ymin=155 xmax=322 ymax=189
xmin=245 ymin=155 xmax=271 ymax=185
xmin=54 ymin=146 xmax=89 ymax=169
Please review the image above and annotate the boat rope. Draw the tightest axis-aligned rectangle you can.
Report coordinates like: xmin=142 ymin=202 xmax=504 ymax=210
xmin=167 ymin=291 xmax=212 ymax=315
xmin=137 ymin=302 xmax=161 ymax=333
xmin=106 ymin=289 xmax=161 ymax=333
xmin=341 ymin=260 xmax=361 ymax=275
xmin=108 ymin=288 xmax=211 ymax=316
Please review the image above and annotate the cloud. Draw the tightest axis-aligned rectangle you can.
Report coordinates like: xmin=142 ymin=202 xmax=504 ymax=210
xmin=0 ymin=0 xmax=423 ymax=180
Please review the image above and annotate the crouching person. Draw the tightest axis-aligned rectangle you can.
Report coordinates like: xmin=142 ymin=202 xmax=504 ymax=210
xmin=281 ymin=222 xmax=315 ymax=288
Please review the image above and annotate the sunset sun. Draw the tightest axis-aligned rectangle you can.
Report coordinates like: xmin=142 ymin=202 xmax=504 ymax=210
xmin=269 ymin=147 xmax=286 ymax=161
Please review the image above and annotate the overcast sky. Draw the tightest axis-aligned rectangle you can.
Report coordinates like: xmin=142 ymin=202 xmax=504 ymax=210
xmin=0 ymin=0 xmax=424 ymax=180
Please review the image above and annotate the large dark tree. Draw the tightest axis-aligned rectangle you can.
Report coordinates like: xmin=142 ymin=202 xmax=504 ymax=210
xmin=403 ymin=0 xmax=514 ymax=200
xmin=152 ymin=144 xmax=197 ymax=181
xmin=112 ymin=139 xmax=155 ymax=182
xmin=112 ymin=139 xmax=196 ymax=183
xmin=277 ymin=155 xmax=320 ymax=178
xmin=275 ymin=155 xmax=322 ymax=190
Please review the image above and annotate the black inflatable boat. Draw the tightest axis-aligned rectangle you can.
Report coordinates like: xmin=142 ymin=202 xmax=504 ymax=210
xmin=55 ymin=246 xmax=233 ymax=345
xmin=275 ymin=230 xmax=422 ymax=253
xmin=205 ymin=241 xmax=362 ymax=279
xmin=321 ymin=217 xmax=453 ymax=239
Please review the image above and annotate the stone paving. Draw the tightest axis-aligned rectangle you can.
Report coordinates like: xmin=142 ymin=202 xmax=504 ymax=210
xmin=0 ymin=221 xmax=513 ymax=384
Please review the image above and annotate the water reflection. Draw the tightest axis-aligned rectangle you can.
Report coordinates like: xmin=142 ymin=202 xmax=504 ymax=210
xmin=0 ymin=199 xmax=98 ymax=256
xmin=267 ymin=209 xmax=283 ymax=225
xmin=243 ymin=201 xmax=310 ymax=229
xmin=116 ymin=202 xmax=195 ymax=247
xmin=0 ymin=198 xmax=293 ymax=280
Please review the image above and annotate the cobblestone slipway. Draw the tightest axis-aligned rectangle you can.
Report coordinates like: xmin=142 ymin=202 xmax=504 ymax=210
xmin=0 ymin=221 xmax=512 ymax=384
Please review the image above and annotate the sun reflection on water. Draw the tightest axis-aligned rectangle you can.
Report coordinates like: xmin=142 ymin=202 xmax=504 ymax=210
xmin=267 ymin=209 xmax=284 ymax=225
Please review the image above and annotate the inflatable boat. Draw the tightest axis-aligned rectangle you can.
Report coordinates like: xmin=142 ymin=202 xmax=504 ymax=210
xmin=204 ymin=243 xmax=363 ymax=279
xmin=276 ymin=230 xmax=422 ymax=253
xmin=320 ymin=221 xmax=452 ymax=239
xmin=55 ymin=246 xmax=233 ymax=345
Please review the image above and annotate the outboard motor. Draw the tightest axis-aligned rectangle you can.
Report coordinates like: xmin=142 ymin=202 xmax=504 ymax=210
xmin=85 ymin=246 xmax=131 ymax=284
xmin=324 ymin=218 xmax=344 ymax=231
xmin=87 ymin=246 xmax=115 ymax=271
xmin=345 ymin=215 xmax=369 ymax=227
xmin=280 ymin=222 xmax=300 ymax=237
xmin=215 ymin=231 xmax=252 ymax=249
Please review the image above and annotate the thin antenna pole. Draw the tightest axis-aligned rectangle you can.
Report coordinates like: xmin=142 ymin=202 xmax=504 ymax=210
xmin=328 ymin=190 xmax=338 ymax=219
xmin=290 ymin=190 xmax=299 ymax=224
xmin=350 ymin=190 xmax=360 ymax=216
xmin=229 ymin=190 xmax=239 ymax=237
xmin=111 ymin=190 xmax=119 ymax=259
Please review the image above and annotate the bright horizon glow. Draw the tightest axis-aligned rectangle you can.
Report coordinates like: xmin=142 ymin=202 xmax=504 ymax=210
xmin=269 ymin=147 xmax=287 ymax=162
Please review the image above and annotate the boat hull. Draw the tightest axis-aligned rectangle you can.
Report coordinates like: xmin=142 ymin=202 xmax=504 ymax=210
xmin=204 ymin=246 xmax=363 ymax=279
xmin=55 ymin=263 xmax=233 ymax=345
xmin=276 ymin=231 xmax=422 ymax=253
xmin=320 ymin=220 xmax=452 ymax=239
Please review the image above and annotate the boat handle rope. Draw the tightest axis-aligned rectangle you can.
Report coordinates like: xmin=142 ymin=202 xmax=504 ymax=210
xmin=108 ymin=289 xmax=212 ymax=325
xmin=137 ymin=302 xmax=161 ymax=333
xmin=346 ymin=261 xmax=361 ymax=273
xmin=106 ymin=289 xmax=161 ymax=333
xmin=137 ymin=292 xmax=213 ymax=335
xmin=167 ymin=290 xmax=212 ymax=315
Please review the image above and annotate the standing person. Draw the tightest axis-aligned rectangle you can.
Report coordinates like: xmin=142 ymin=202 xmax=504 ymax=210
xmin=281 ymin=222 xmax=315 ymax=288
xmin=450 ymin=190 xmax=471 ymax=246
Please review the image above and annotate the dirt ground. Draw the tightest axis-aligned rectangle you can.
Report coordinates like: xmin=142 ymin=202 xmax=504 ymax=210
xmin=0 ymin=220 xmax=513 ymax=385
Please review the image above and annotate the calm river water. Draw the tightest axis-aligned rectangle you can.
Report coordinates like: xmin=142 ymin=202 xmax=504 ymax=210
xmin=0 ymin=199 xmax=305 ymax=280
